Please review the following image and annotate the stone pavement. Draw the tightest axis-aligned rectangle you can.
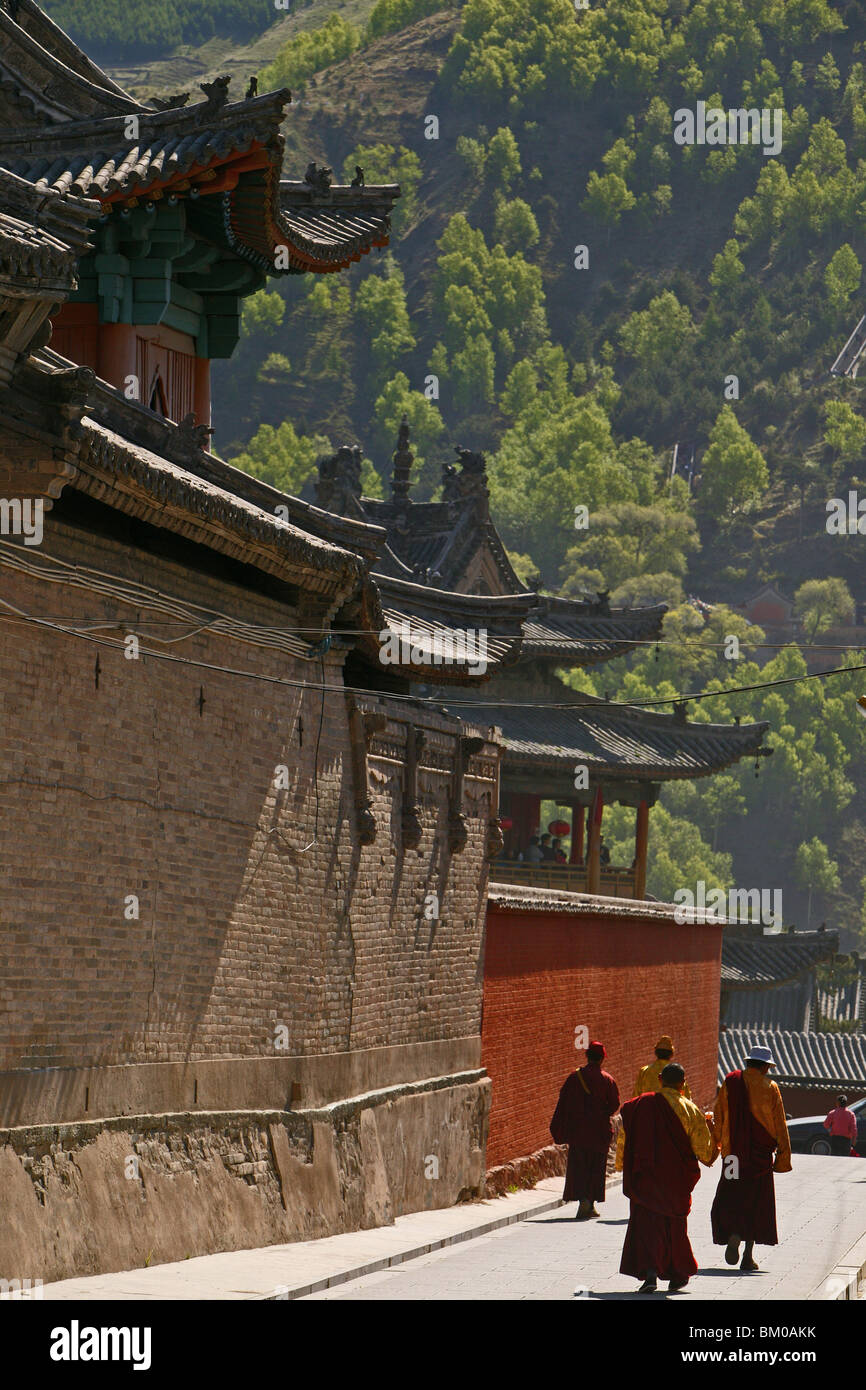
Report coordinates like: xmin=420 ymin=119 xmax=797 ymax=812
xmin=39 ymin=1153 xmax=866 ymax=1302
xmin=305 ymin=1154 xmax=866 ymax=1301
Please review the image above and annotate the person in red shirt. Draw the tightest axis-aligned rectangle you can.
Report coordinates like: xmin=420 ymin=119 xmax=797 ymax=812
xmin=823 ymin=1095 xmax=859 ymax=1156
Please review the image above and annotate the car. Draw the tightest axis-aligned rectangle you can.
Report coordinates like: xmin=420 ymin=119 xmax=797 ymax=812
xmin=787 ymin=1095 xmax=866 ymax=1156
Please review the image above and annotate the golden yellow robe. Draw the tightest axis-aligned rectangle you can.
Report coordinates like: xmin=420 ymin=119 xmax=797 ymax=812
xmin=617 ymin=1087 xmax=717 ymax=1170
xmin=634 ymin=1058 xmax=692 ymax=1100
xmin=712 ymin=1068 xmax=792 ymax=1172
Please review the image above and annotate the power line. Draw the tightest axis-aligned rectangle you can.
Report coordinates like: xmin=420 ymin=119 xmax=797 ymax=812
xmin=4 ymin=597 xmax=866 ymax=715
xmin=3 ymin=611 xmax=866 ymax=653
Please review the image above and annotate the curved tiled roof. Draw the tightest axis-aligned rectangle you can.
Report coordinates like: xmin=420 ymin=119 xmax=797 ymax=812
xmin=359 ymin=574 xmax=534 ymax=684
xmin=462 ymin=695 xmax=768 ymax=782
xmin=718 ymin=1027 xmax=866 ymax=1089
xmin=0 ymin=168 xmax=95 ymax=282
xmin=521 ymin=595 xmax=665 ymax=661
xmin=0 ymin=2 xmax=142 ymax=125
xmin=0 ymin=113 xmax=398 ymax=273
xmin=721 ymin=931 xmax=839 ymax=988
xmin=722 ymin=980 xmax=813 ymax=1032
xmin=0 ymin=6 xmax=399 ymax=274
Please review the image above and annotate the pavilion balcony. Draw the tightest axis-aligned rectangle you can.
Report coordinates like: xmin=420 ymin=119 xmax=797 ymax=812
xmin=490 ymin=861 xmax=638 ymax=899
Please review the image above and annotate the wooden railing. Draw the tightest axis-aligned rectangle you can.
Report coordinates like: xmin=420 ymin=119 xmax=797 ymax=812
xmin=491 ymin=862 xmax=639 ymax=899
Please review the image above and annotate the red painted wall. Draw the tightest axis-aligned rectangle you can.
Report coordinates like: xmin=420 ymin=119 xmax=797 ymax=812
xmin=779 ymin=1085 xmax=866 ymax=1120
xmin=482 ymin=904 xmax=723 ymax=1168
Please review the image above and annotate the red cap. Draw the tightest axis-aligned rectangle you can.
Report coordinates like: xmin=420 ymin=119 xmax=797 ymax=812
xmin=587 ymin=1040 xmax=606 ymax=1057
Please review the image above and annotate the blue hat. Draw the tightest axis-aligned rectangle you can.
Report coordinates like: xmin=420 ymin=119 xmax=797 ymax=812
xmin=745 ymin=1045 xmax=776 ymax=1066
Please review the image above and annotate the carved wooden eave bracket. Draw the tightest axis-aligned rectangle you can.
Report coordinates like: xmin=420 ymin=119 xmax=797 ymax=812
xmin=486 ymin=816 xmax=505 ymax=861
xmin=448 ymin=735 xmax=486 ymax=855
xmin=346 ymin=696 xmax=387 ymax=846
xmin=401 ymin=725 xmax=426 ymax=851
xmin=0 ymin=361 xmax=93 ymax=501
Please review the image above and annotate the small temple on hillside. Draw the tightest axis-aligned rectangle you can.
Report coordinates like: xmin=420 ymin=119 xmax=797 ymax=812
xmin=318 ymin=427 xmax=770 ymax=901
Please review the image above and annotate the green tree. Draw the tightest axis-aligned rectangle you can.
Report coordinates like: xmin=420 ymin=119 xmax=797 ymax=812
xmin=709 ymin=239 xmax=745 ymax=295
xmin=342 ymin=144 xmax=422 ymax=235
xmin=240 ymin=289 xmax=284 ymax=339
xmin=582 ymin=170 xmax=636 ymax=226
xmin=698 ymin=407 xmax=768 ymax=520
xmin=456 ymin=135 xmax=486 ymax=180
xmin=824 ymin=245 xmax=861 ymax=313
xmin=453 ymin=333 xmax=496 ymax=408
xmin=559 ymin=502 xmax=699 ymax=594
xmin=815 ymin=51 xmax=841 ymax=100
xmin=823 ymin=401 xmax=866 ymax=463
xmin=486 ymin=127 xmax=522 ymax=190
xmin=794 ymin=578 xmax=854 ymax=642
xmin=366 ymin=0 xmax=446 ymax=41
xmin=371 ymin=372 xmax=445 ymax=483
xmin=355 ymin=259 xmax=416 ymax=377
xmin=793 ymin=837 xmax=840 ymax=926
xmin=262 ymin=14 xmax=360 ymax=93
xmin=493 ymin=195 xmax=540 ymax=253
xmin=619 ymin=291 xmax=695 ymax=367
xmin=231 ymin=421 xmax=331 ymax=496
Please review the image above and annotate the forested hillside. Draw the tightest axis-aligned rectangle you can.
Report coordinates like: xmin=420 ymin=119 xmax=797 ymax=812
xmin=93 ymin=0 xmax=866 ymax=947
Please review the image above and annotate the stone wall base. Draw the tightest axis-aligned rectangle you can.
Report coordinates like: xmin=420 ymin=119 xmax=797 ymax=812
xmin=485 ymin=1117 xmax=623 ymax=1198
xmin=0 ymin=1072 xmax=490 ymax=1287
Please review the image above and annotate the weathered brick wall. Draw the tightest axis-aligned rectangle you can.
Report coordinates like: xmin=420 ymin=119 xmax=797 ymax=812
xmin=0 ymin=511 xmax=496 ymax=1084
xmin=482 ymin=900 xmax=723 ymax=1168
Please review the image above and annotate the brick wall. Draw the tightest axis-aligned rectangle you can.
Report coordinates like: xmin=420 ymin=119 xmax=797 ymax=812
xmin=0 ymin=508 xmax=497 ymax=1089
xmin=482 ymin=897 xmax=723 ymax=1168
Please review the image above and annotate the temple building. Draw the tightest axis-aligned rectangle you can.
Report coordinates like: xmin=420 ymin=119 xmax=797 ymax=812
xmin=0 ymin=0 xmax=398 ymax=424
xmin=317 ymin=429 xmax=769 ymax=900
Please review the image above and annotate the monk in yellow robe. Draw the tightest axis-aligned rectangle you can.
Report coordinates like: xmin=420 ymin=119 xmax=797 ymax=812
xmin=616 ymin=1062 xmax=718 ymax=1292
xmin=634 ymin=1035 xmax=692 ymax=1099
xmin=711 ymin=1044 xmax=792 ymax=1272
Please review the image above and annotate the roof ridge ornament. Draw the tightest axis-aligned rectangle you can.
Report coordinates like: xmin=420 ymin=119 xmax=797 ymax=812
xmin=303 ymin=161 xmax=333 ymax=196
xmin=442 ymin=445 xmax=489 ymax=519
xmin=317 ymin=443 xmax=365 ymax=519
xmin=594 ymin=588 xmax=611 ymax=615
xmin=170 ymin=412 xmax=214 ymax=465
xmin=149 ymin=92 xmax=190 ymax=111
xmin=390 ymin=413 xmax=413 ymax=507
xmin=198 ymin=74 xmax=231 ymax=115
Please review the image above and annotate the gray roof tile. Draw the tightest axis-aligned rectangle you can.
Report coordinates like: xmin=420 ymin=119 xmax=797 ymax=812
xmin=718 ymin=1027 xmax=866 ymax=1088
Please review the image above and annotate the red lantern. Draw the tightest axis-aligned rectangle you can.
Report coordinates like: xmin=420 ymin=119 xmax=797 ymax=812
xmin=499 ymin=817 xmax=513 ymax=831
xmin=549 ymin=819 xmax=570 ymax=837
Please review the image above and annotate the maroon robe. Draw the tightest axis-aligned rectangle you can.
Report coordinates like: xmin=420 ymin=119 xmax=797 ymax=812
xmin=711 ymin=1070 xmax=778 ymax=1247
xmin=550 ymin=1064 xmax=620 ymax=1203
xmin=619 ymin=1092 xmax=701 ymax=1282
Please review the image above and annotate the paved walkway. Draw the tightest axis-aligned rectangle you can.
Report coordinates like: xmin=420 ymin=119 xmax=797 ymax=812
xmin=41 ymin=1154 xmax=866 ymax=1302
xmin=305 ymin=1154 xmax=866 ymax=1302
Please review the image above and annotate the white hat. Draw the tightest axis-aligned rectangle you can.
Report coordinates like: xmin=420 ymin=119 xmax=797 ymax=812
xmin=745 ymin=1044 xmax=776 ymax=1066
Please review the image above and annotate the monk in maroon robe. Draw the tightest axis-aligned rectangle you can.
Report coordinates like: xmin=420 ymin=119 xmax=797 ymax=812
xmin=711 ymin=1046 xmax=791 ymax=1271
xmin=550 ymin=1040 xmax=620 ymax=1220
xmin=618 ymin=1062 xmax=717 ymax=1292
